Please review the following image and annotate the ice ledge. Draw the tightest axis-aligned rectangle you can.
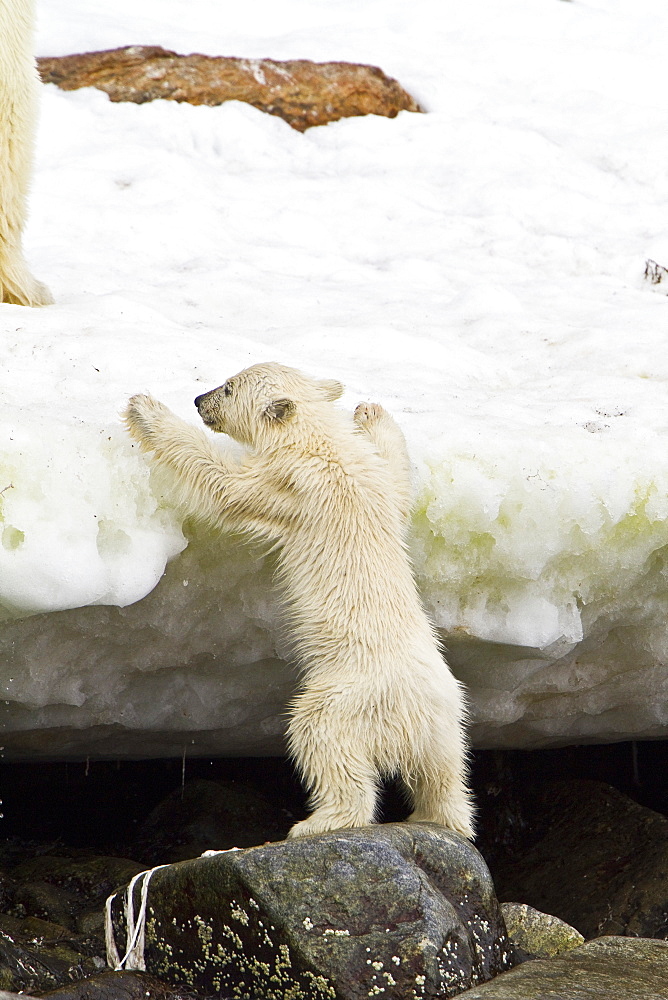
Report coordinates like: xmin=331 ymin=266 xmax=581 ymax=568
xmin=1 ymin=507 xmax=667 ymax=759
xmin=2 ymin=407 xmax=667 ymax=758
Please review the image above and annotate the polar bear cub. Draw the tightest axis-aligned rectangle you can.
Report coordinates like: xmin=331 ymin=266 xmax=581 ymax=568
xmin=0 ymin=0 xmax=52 ymax=306
xmin=124 ymin=363 xmax=474 ymax=839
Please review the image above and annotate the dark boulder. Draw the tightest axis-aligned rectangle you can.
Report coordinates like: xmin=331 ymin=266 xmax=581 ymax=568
xmin=133 ymin=778 xmax=290 ymax=862
xmin=107 ymin=823 xmax=511 ymax=999
xmin=493 ymin=780 xmax=668 ymax=939
xmin=39 ymin=969 xmax=194 ymax=1000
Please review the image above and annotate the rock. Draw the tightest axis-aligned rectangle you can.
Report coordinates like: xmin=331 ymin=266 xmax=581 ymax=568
xmin=500 ymin=903 xmax=584 ymax=960
xmin=0 ymin=925 xmax=102 ymax=994
xmin=133 ymin=778 xmax=291 ymax=862
xmin=0 ymin=854 xmax=140 ymax=993
xmin=37 ymin=46 xmax=423 ymax=132
xmin=0 ymin=878 xmax=13 ymax=917
xmin=39 ymin=969 xmax=193 ymax=1000
xmin=107 ymin=823 xmax=512 ymax=999
xmin=0 ymin=852 xmax=150 ymax=993
xmin=11 ymin=856 xmax=146 ymax=928
xmin=12 ymin=915 xmax=73 ymax=941
xmin=0 ymin=918 xmax=23 ymax=940
xmin=77 ymin=909 xmax=106 ymax=936
xmin=12 ymin=881 xmax=79 ymax=933
xmin=453 ymin=936 xmax=668 ymax=999
xmin=493 ymin=780 xmax=668 ymax=939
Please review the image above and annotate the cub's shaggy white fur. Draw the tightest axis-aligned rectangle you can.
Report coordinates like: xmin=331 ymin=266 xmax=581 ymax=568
xmin=124 ymin=363 xmax=474 ymax=839
xmin=0 ymin=0 xmax=52 ymax=306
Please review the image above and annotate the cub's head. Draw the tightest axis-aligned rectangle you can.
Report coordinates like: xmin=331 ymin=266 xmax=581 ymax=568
xmin=195 ymin=362 xmax=344 ymax=445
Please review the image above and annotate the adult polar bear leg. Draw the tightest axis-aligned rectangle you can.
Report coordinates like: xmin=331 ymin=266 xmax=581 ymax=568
xmin=0 ymin=0 xmax=52 ymax=306
xmin=354 ymin=402 xmax=413 ymax=525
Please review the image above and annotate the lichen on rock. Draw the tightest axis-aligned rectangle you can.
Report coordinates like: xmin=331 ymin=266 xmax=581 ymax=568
xmin=500 ymin=903 xmax=584 ymax=960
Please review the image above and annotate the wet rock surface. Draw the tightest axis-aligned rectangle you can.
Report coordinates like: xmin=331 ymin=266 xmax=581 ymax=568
xmin=39 ymin=970 xmax=195 ymax=1000
xmin=11 ymin=856 xmax=147 ymax=929
xmin=37 ymin=46 xmax=423 ymax=132
xmin=0 ymin=917 xmax=103 ymax=993
xmin=0 ymin=853 xmax=145 ymax=992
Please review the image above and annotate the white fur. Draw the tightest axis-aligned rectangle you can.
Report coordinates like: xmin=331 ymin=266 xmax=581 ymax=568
xmin=0 ymin=0 xmax=52 ymax=306
xmin=124 ymin=363 xmax=474 ymax=839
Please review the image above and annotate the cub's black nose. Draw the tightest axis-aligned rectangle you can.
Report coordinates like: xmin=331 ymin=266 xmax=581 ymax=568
xmin=194 ymin=393 xmax=205 ymax=409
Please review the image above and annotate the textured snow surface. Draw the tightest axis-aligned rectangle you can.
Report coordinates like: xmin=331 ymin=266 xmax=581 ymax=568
xmin=1 ymin=0 xmax=667 ymax=755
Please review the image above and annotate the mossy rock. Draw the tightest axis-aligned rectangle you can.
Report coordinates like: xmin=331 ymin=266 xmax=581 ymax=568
xmin=500 ymin=902 xmax=584 ymax=959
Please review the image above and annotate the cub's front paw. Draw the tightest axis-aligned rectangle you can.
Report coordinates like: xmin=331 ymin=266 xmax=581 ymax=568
xmin=354 ymin=401 xmax=386 ymax=428
xmin=123 ymin=393 xmax=169 ymax=447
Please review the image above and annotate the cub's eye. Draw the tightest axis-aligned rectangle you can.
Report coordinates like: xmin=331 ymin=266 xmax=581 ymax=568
xmin=223 ymin=382 xmax=233 ymax=396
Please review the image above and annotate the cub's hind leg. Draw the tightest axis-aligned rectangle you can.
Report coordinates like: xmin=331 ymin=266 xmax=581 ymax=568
xmin=287 ymin=690 xmax=379 ymax=838
xmin=406 ymin=770 xmax=475 ymax=840
xmin=0 ymin=0 xmax=52 ymax=305
xmin=403 ymin=712 xmax=475 ymax=839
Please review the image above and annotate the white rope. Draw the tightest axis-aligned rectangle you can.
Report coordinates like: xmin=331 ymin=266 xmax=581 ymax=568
xmin=105 ymin=864 xmax=169 ymax=971
xmin=104 ymin=891 xmax=122 ymax=971
xmin=104 ymin=848 xmax=242 ymax=972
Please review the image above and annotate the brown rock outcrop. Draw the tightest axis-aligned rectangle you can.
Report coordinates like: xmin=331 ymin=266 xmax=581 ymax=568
xmin=37 ymin=46 xmax=423 ymax=131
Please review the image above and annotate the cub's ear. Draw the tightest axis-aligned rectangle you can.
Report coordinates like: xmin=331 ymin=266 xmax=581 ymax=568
xmin=317 ymin=378 xmax=344 ymax=401
xmin=264 ymin=397 xmax=296 ymax=422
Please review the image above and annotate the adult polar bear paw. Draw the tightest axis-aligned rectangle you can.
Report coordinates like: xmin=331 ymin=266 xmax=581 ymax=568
xmin=0 ymin=251 xmax=53 ymax=307
xmin=125 ymin=362 xmax=474 ymax=841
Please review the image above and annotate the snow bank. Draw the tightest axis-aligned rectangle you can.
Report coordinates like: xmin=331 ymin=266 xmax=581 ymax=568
xmin=1 ymin=0 xmax=667 ymax=755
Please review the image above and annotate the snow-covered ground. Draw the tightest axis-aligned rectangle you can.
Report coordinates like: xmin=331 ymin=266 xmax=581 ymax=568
xmin=1 ymin=0 xmax=667 ymax=755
